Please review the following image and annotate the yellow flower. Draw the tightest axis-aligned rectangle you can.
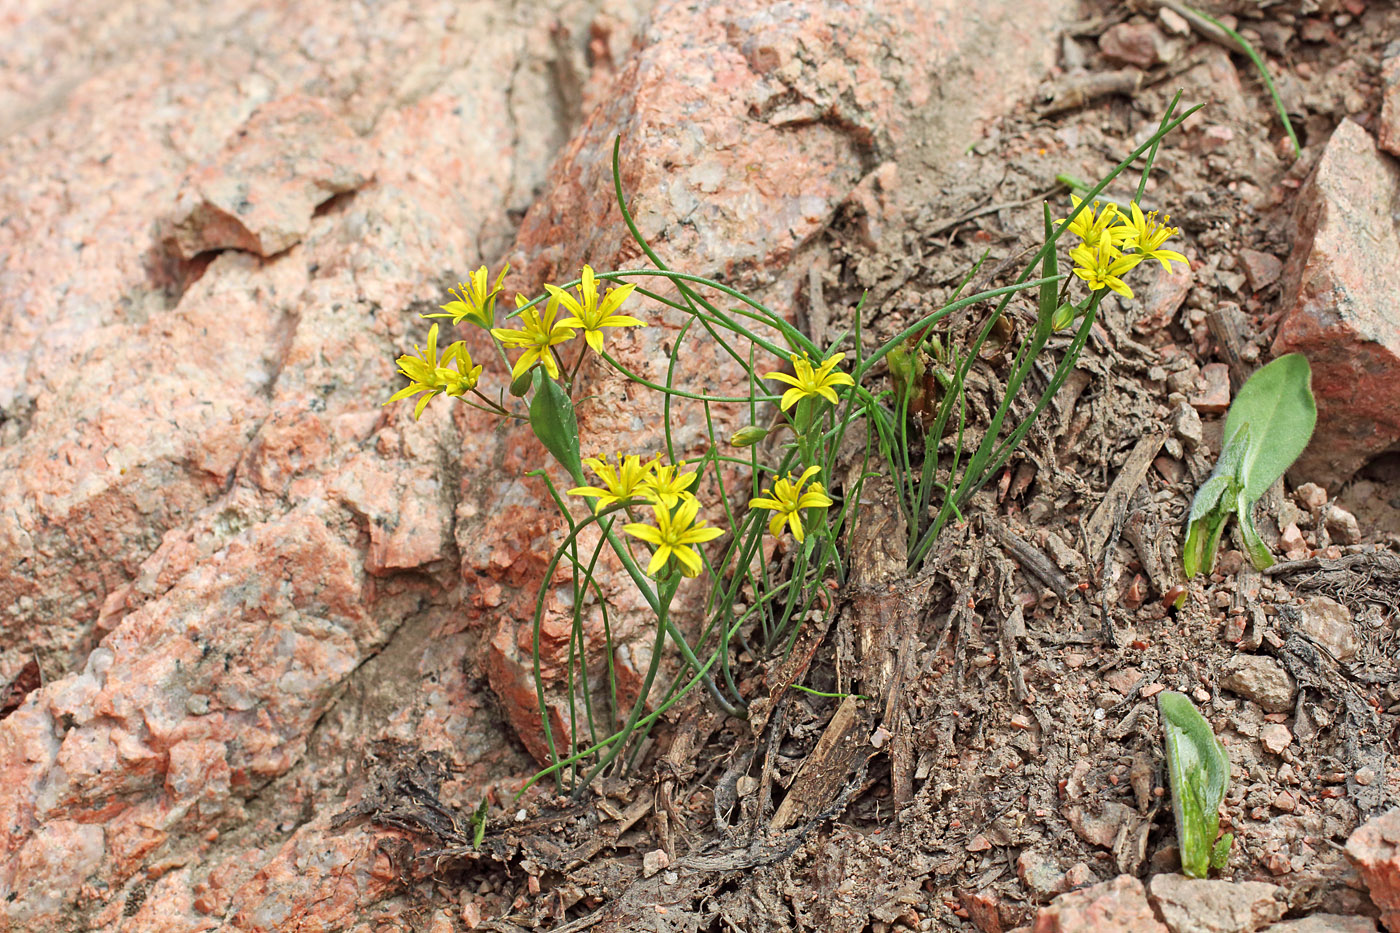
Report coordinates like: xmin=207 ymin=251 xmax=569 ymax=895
xmin=624 ymin=498 xmax=723 ymax=577
xmin=643 ymin=463 xmax=699 ymax=509
xmin=1070 ymin=241 xmax=1144 ymax=300
xmin=748 ymin=466 xmax=834 ymax=543
xmin=432 ymin=263 xmax=509 ymax=329
xmin=385 ymin=323 xmax=483 ymax=420
xmin=763 ymin=352 xmax=855 ymax=411
xmin=1118 ymin=202 xmax=1189 ymax=273
xmin=491 ymin=293 xmax=577 ymax=380
xmin=1061 ymin=196 xmax=1132 ymax=250
xmin=568 ymin=453 xmax=658 ymax=511
xmin=547 ymin=265 xmax=646 ymax=354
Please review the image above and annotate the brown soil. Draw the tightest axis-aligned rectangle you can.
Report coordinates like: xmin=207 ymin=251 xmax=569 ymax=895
xmin=344 ymin=3 xmax=1400 ymax=930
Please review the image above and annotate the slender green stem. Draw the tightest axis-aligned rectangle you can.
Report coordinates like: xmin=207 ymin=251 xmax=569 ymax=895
xmin=575 ymin=575 xmax=679 ymax=793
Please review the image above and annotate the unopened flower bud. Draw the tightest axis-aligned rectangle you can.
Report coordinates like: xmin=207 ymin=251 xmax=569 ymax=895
xmin=729 ymin=425 xmax=769 ymax=447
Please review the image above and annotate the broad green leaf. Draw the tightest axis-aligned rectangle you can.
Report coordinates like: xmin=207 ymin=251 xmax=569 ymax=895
xmin=1225 ymin=353 xmax=1317 ymax=501
xmin=528 ymin=369 xmax=584 ymax=485
xmin=1159 ymin=691 xmax=1232 ymax=878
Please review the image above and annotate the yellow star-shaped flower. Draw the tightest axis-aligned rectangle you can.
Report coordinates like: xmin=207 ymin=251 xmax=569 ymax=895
xmin=547 ymin=265 xmax=646 ymax=354
xmin=1061 ymin=196 xmax=1133 ymax=250
xmin=491 ymin=293 xmax=577 ymax=380
xmin=643 ymin=463 xmax=699 ymax=509
xmin=385 ymin=323 xmax=483 ymax=419
xmin=748 ymin=466 xmax=834 ymax=543
xmin=431 ymin=263 xmax=509 ymax=329
xmin=763 ymin=352 xmax=855 ymax=411
xmin=624 ymin=498 xmax=724 ymax=578
xmin=1118 ymin=202 xmax=1189 ymax=273
xmin=1070 ymin=241 xmax=1145 ymax=300
xmin=567 ymin=453 xmax=658 ymax=511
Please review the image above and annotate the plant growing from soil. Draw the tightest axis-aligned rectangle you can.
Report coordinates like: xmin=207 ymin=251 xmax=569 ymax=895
xmin=387 ymin=97 xmax=1203 ymax=805
xmin=1182 ymin=353 xmax=1316 ymax=579
xmin=1159 ymin=690 xmax=1234 ymax=877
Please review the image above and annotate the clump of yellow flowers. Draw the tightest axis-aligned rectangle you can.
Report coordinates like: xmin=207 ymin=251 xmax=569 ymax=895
xmin=388 ymin=262 xmax=647 ymax=415
xmin=388 ymin=262 xmax=853 ymax=582
xmin=1061 ymin=196 xmax=1187 ymax=303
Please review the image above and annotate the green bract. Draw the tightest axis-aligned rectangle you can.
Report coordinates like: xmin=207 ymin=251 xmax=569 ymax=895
xmin=1182 ymin=353 xmax=1316 ymax=579
xmin=1159 ymin=691 xmax=1234 ymax=878
xmin=528 ymin=368 xmax=584 ymax=485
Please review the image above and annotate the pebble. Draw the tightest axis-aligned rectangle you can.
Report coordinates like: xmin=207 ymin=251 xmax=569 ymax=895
xmin=1238 ymin=248 xmax=1283 ymax=291
xmin=1294 ymin=482 xmax=1328 ymax=511
xmin=1220 ymin=656 xmax=1297 ymax=713
xmin=1296 ymin=595 xmax=1359 ymax=661
xmin=1260 ymin=723 xmax=1293 ymax=755
xmin=1322 ymin=504 xmax=1361 ymax=544
xmin=1280 ymin=523 xmax=1307 ymax=558
xmin=1191 ymin=363 xmax=1232 ymax=414
xmin=1274 ymin=790 xmax=1298 ymax=812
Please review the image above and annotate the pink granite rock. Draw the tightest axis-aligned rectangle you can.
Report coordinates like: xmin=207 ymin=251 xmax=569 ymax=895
xmin=0 ymin=0 xmax=1072 ymax=928
xmin=1033 ymin=875 xmax=1168 ymax=933
xmin=1273 ymin=119 xmax=1400 ymax=486
xmin=1147 ymin=873 xmax=1286 ymax=933
xmin=1346 ymin=808 xmax=1400 ymax=932
xmin=168 ymin=97 xmax=374 ymax=259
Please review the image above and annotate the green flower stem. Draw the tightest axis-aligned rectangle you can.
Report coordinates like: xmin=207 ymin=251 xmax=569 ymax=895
xmin=850 ymin=275 xmax=1066 ymax=386
xmin=593 ymin=516 xmax=748 ymax=717
xmin=575 ymin=574 xmax=679 ymax=792
xmin=515 ymin=598 xmax=755 ymax=802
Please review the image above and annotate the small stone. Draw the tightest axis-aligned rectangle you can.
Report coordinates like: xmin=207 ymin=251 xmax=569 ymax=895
xmin=1198 ymin=125 xmax=1236 ymax=153
xmin=1220 ymin=656 xmax=1297 ymax=713
xmin=1155 ymin=456 xmax=1186 ymax=485
xmin=1238 ymin=249 xmax=1284 ymax=291
xmin=1159 ymin=7 xmax=1190 ymax=35
xmin=1345 ymin=809 xmax=1400 ymax=931
xmin=1067 ymin=801 xmax=1138 ymax=849
xmin=1034 ymin=876 xmax=1167 ymax=933
xmin=1170 ymin=397 xmax=1204 ymax=451
xmin=1294 ymin=483 xmax=1328 ymax=511
xmin=1323 ymin=505 xmax=1362 ymax=544
xmin=1280 ymin=523 xmax=1307 ymax=558
xmin=1100 ymin=22 xmax=1179 ymax=68
xmin=1273 ymin=790 xmax=1298 ymax=812
xmin=1018 ymin=849 xmax=1067 ymax=899
xmin=961 ymin=889 xmax=1004 ymax=933
xmin=1062 ymin=862 xmax=1096 ymax=890
xmin=1260 ymin=723 xmax=1293 ymax=755
xmin=1191 ymin=363 xmax=1232 ymax=414
xmin=1296 ymin=595 xmax=1359 ymax=661
xmin=642 ymin=849 xmax=670 ymax=878
xmin=1147 ymin=874 xmax=1285 ymax=933
xmin=1216 ymin=550 xmax=1246 ymax=575
xmin=1354 ymin=767 xmax=1376 ymax=787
